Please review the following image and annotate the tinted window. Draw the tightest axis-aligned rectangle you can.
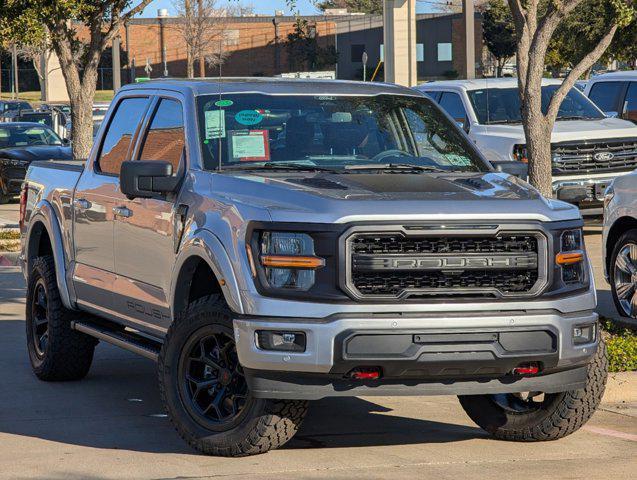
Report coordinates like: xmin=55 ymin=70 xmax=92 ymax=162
xmin=0 ymin=125 xmax=62 ymax=148
xmin=467 ymin=85 xmax=603 ymax=124
xmin=622 ymin=82 xmax=637 ymax=124
xmin=588 ymin=81 xmax=625 ymax=113
xmin=196 ymin=94 xmax=487 ymax=173
xmin=439 ymin=92 xmax=467 ymax=124
xmin=423 ymin=91 xmax=442 ymax=102
xmin=139 ymin=99 xmax=185 ymax=173
xmin=97 ymin=97 xmax=148 ymax=175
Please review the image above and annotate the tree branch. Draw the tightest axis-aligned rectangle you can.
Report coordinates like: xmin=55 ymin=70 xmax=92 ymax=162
xmin=546 ymin=23 xmax=620 ymax=121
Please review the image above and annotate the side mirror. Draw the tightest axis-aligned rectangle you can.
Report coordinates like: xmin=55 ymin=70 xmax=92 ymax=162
xmin=604 ymin=111 xmax=619 ymax=118
xmin=492 ymin=160 xmax=529 ymax=179
xmin=120 ymin=160 xmax=179 ymax=199
xmin=62 ymin=138 xmax=70 ymax=145
xmin=455 ymin=118 xmax=470 ymax=133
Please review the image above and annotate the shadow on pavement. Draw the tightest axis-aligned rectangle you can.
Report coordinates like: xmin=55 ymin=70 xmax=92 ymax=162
xmin=0 ymin=313 xmax=483 ymax=456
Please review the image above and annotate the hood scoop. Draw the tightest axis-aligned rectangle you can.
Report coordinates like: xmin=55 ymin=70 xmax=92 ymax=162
xmin=453 ymin=177 xmax=493 ymax=191
xmin=287 ymin=177 xmax=349 ymax=190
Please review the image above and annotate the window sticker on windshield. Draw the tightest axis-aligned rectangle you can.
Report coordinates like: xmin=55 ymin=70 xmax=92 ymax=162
xmin=230 ymin=130 xmax=270 ymax=161
xmin=204 ymin=110 xmax=226 ymax=139
xmin=0 ymin=130 xmax=8 ymax=138
xmin=235 ymin=110 xmax=264 ymax=126
xmin=444 ymin=154 xmax=472 ymax=166
xmin=215 ymin=99 xmax=234 ymax=108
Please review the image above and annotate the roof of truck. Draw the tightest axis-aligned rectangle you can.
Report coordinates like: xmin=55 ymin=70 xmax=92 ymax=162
xmin=589 ymin=70 xmax=637 ymax=82
xmin=416 ymin=78 xmax=563 ymax=91
xmin=119 ymin=77 xmax=424 ymax=97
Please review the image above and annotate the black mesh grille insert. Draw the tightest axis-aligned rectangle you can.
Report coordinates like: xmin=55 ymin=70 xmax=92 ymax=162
xmin=348 ymin=233 xmax=541 ymax=299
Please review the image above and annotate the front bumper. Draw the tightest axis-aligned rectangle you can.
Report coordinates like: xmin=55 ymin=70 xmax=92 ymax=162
xmin=0 ymin=163 xmax=27 ymax=195
xmin=553 ymin=172 xmax=630 ymax=214
xmin=234 ymin=309 xmax=598 ymax=399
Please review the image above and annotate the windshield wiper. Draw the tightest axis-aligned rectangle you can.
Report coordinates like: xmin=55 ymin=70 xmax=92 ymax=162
xmin=222 ymin=162 xmax=340 ymax=173
xmin=556 ymin=115 xmax=600 ymax=121
xmin=485 ymin=119 xmax=520 ymax=125
xmin=344 ymin=163 xmax=446 ymax=173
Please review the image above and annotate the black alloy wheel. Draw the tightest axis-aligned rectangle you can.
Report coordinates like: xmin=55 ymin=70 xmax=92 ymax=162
xmin=178 ymin=328 xmax=250 ymax=430
xmin=30 ymin=278 xmax=50 ymax=357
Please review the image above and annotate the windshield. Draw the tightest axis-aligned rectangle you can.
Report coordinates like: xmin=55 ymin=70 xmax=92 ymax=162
xmin=196 ymin=94 xmax=487 ymax=173
xmin=0 ymin=125 xmax=62 ymax=148
xmin=467 ymin=85 xmax=604 ymax=124
xmin=3 ymin=102 xmax=31 ymax=112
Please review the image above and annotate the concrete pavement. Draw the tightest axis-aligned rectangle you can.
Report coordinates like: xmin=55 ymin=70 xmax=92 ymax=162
xmin=1 ymin=247 xmax=636 ymax=478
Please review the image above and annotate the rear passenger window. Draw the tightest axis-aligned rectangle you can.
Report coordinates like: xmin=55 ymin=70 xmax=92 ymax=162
xmin=439 ymin=92 xmax=468 ymax=125
xmin=138 ymin=99 xmax=185 ymax=174
xmin=97 ymin=97 xmax=148 ymax=175
xmin=588 ymin=81 xmax=625 ymax=113
xmin=622 ymin=82 xmax=637 ymax=124
xmin=424 ymin=91 xmax=441 ymax=102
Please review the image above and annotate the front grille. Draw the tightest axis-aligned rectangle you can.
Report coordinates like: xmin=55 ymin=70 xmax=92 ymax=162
xmin=346 ymin=232 xmax=544 ymax=300
xmin=552 ymin=138 xmax=637 ymax=173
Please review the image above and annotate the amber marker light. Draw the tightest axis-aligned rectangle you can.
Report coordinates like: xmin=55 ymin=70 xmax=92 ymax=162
xmin=556 ymin=251 xmax=584 ymax=265
xmin=260 ymin=255 xmax=325 ymax=269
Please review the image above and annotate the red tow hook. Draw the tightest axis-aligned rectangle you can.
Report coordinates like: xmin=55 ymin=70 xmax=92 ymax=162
xmin=512 ymin=363 xmax=540 ymax=375
xmin=349 ymin=367 xmax=382 ymax=380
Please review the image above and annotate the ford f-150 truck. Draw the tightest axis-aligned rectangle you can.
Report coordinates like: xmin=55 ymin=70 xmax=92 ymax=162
xmin=20 ymin=78 xmax=606 ymax=457
xmin=416 ymin=78 xmax=637 ymax=215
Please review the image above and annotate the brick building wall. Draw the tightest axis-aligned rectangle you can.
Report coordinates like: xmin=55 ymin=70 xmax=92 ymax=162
xmin=90 ymin=16 xmax=337 ymax=80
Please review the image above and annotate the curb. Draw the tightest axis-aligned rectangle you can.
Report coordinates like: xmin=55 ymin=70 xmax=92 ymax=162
xmin=0 ymin=251 xmax=20 ymax=267
xmin=603 ymin=371 xmax=637 ymax=404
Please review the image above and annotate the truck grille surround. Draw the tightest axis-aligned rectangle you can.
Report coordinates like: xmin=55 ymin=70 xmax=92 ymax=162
xmin=552 ymin=138 xmax=637 ymax=174
xmin=343 ymin=228 xmax=547 ymax=300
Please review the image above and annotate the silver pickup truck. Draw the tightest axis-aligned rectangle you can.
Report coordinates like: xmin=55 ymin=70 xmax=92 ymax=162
xmin=20 ymin=78 xmax=606 ymax=457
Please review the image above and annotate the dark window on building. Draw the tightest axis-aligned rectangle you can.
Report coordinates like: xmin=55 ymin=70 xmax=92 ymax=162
xmin=588 ymin=81 xmax=626 ymax=114
xmin=351 ymin=44 xmax=366 ymax=63
xmin=622 ymin=82 xmax=637 ymax=124
xmin=439 ymin=92 xmax=468 ymax=125
xmin=139 ymin=99 xmax=185 ymax=174
xmin=97 ymin=97 xmax=148 ymax=175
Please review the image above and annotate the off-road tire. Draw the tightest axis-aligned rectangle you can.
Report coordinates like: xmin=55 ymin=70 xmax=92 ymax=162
xmin=458 ymin=338 xmax=607 ymax=441
xmin=26 ymin=255 xmax=97 ymax=380
xmin=158 ymin=295 xmax=308 ymax=457
xmin=609 ymin=229 xmax=637 ymax=319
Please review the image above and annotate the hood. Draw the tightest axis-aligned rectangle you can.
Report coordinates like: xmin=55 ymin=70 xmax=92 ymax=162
xmin=472 ymin=117 xmax=637 ymax=143
xmin=211 ymin=170 xmax=579 ymax=223
xmin=0 ymin=145 xmax=72 ymax=161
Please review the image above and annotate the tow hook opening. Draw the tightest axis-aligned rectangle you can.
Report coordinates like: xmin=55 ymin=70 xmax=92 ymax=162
xmin=347 ymin=367 xmax=383 ymax=380
xmin=511 ymin=362 xmax=541 ymax=376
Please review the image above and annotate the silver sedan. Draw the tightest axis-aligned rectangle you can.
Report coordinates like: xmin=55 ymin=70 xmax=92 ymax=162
xmin=603 ymin=170 xmax=637 ymax=318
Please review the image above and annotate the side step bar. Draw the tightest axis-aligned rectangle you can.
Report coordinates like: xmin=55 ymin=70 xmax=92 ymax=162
xmin=71 ymin=320 xmax=161 ymax=362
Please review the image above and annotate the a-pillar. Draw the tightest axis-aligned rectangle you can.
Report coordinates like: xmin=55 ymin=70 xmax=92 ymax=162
xmin=382 ymin=0 xmax=417 ymax=87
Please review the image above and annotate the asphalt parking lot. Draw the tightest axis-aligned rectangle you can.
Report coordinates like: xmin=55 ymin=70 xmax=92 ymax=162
xmin=0 ymin=202 xmax=636 ymax=480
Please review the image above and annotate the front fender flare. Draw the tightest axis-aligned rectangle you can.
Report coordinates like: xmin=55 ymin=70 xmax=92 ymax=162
xmin=171 ymin=228 xmax=244 ymax=316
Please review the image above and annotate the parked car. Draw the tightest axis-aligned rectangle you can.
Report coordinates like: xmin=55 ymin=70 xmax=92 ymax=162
xmin=64 ymin=102 xmax=111 ymax=139
xmin=603 ymin=171 xmax=637 ymax=319
xmin=20 ymin=78 xmax=605 ymax=457
xmin=416 ymin=78 xmax=637 ymax=216
xmin=0 ymin=122 xmax=71 ymax=203
xmin=584 ymin=70 xmax=637 ymax=123
xmin=0 ymin=99 xmax=33 ymax=116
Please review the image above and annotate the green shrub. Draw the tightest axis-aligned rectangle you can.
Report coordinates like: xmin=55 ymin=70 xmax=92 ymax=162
xmin=600 ymin=318 xmax=637 ymax=372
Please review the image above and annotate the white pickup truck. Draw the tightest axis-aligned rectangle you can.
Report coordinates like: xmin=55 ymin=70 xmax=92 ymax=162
xmin=416 ymin=78 xmax=637 ymax=215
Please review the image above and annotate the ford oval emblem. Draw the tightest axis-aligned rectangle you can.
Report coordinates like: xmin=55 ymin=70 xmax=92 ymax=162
xmin=594 ymin=152 xmax=614 ymax=161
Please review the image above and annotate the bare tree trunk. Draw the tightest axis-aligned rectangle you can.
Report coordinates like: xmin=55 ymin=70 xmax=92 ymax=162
xmin=523 ymin=115 xmax=553 ymax=196
xmin=496 ymin=58 xmax=504 ymax=77
xmin=186 ymin=52 xmax=194 ymax=78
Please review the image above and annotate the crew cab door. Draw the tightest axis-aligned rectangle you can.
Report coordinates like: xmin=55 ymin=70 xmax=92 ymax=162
xmin=111 ymin=96 xmax=187 ymax=330
xmin=73 ymin=96 xmax=150 ymax=307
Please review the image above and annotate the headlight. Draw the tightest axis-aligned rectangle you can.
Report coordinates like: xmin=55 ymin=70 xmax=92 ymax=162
xmin=557 ymin=229 xmax=585 ymax=284
xmin=257 ymin=232 xmax=324 ymax=291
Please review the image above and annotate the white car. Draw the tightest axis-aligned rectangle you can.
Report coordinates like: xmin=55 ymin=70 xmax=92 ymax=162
xmin=416 ymin=78 xmax=637 ymax=215
xmin=584 ymin=70 xmax=637 ymax=123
